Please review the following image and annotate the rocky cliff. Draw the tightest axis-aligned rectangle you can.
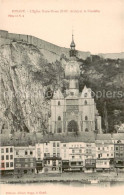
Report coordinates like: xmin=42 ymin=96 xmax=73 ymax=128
xmin=0 ymin=41 xmax=64 ymax=134
xmin=0 ymin=39 xmax=124 ymax=135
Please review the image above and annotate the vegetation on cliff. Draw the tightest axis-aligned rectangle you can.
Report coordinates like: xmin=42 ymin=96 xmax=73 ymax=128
xmin=78 ymin=55 xmax=124 ymax=133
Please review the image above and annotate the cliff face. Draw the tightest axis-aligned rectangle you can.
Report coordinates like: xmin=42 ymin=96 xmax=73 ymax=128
xmin=0 ymin=41 xmax=64 ymax=134
xmin=0 ymin=40 xmax=124 ymax=135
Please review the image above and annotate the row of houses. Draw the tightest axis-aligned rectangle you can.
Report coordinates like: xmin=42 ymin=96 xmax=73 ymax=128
xmin=0 ymin=133 xmax=124 ymax=175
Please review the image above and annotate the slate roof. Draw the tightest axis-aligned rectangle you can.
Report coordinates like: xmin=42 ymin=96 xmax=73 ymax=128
xmin=112 ymin=133 xmax=124 ymax=140
xmin=96 ymin=134 xmax=112 ymax=140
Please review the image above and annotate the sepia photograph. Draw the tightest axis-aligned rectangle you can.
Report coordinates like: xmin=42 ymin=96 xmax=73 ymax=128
xmin=0 ymin=0 xmax=124 ymax=194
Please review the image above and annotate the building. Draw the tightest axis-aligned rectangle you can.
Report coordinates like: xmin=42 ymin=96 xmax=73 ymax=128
xmin=0 ymin=146 xmax=14 ymax=175
xmin=84 ymin=142 xmax=96 ymax=172
xmin=42 ymin=140 xmax=62 ymax=173
xmin=68 ymin=142 xmax=84 ymax=171
xmin=61 ymin=142 xmax=70 ymax=171
xmin=14 ymin=146 xmax=36 ymax=175
xmin=43 ymin=156 xmax=62 ymax=174
xmin=49 ymin=35 xmax=102 ymax=134
xmin=35 ymin=143 xmax=44 ymax=173
xmin=114 ymin=141 xmax=124 ymax=170
xmin=95 ymin=134 xmax=114 ymax=171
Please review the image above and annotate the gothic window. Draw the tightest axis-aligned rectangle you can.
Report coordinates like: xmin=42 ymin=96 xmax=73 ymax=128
xmin=84 ymin=93 xmax=87 ymax=97
xmin=58 ymin=116 xmax=61 ymax=120
xmin=85 ymin=116 xmax=88 ymax=120
xmin=84 ymin=100 xmax=87 ymax=105
xmin=85 ymin=128 xmax=88 ymax=132
xmin=58 ymin=101 xmax=60 ymax=106
xmin=57 ymin=128 xmax=62 ymax=133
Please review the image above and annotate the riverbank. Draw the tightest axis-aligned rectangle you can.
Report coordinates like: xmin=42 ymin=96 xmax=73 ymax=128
xmin=1 ymin=172 xmax=124 ymax=184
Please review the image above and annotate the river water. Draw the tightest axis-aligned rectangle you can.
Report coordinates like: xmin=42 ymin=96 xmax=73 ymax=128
xmin=1 ymin=181 xmax=124 ymax=195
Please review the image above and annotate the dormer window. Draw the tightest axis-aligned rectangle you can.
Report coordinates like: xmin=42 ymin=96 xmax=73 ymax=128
xmin=85 ymin=116 xmax=88 ymax=120
xmin=84 ymin=93 xmax=87 ymax=97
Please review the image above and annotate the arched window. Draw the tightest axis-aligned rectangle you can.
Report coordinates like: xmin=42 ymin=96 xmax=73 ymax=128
xmin=58 ymin=116 xmax=61 ymax=120
xmin=84 ymin=93 xmax=87 ymax=97
xmin=68 ymin=120 xmax=78 ymax=132
xmin=57 ymin=128 xmax=62 ymax=133
xmin=58 ymin=101 xmax=60 ymax=106
xmin=85 ymin=116 xmax=88 ymax=120
xmin=84 ymin=100 xmax=87 ymax=105
xmin=85 ymin=128 xmax=88 ymax=132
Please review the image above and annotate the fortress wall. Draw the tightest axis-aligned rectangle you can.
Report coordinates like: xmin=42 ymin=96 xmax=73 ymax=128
xmin=31 ymin=36 xmax=38 ymax=46
xmin=0 ymin=30 xmax=90 ymax=59
xmin=8 ymin=33 xmax=20 ymax=40
xmin=0 ymin=30 xmax=8 ymax=38
xmin=19 ymin=34 xmax=28 ymax=42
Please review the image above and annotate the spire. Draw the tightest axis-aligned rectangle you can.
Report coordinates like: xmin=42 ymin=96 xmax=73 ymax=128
xmin=70 ymin=33 xmax=76 ymax=49
xmin=69 ymin=30 xmax=77 ymax=57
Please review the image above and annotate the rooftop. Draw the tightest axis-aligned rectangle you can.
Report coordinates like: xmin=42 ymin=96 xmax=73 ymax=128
xmin=0 ymin=132 xmax=124 ymax=147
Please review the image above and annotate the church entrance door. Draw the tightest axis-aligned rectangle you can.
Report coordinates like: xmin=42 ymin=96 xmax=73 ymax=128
xmin=68 ymin=120 xmax=78 ymax=133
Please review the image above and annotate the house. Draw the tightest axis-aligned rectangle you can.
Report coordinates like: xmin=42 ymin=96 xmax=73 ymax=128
xmin=68 ymin=142 xmax=85 ymax=171
xmin=42 ymin=140 xmax=62 ymax=173
xmin=61 ymin=142 xmax=70 ymax=171
xmin=84 ymin=142 xmax=96 ymax=172
xmin=114 ymin=141 xmax=124 ymax=171
xmin=35 ymin=143 xmax=44 ymax=173
xmin=43 ymin=156 xmax=62 ymax=173
xmin=14 ymin=146 xmax=36 ymax=175
xmin=0 ymin=146 xmax=14 ymax=175
xmin=95 ymin=134 xmax=114 ymax=171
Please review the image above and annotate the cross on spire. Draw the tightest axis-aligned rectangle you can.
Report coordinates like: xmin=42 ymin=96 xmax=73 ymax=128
xmin=70 ymin=28 xmax=76 ymax=57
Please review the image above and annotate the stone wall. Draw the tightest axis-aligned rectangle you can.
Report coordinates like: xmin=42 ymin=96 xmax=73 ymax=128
xmin=0 ymin=30 xmax=90 ymax=60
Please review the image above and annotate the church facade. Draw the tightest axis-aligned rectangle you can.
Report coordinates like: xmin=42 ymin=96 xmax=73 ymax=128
xmin=48 ymin=35 xmax=102 ymax=134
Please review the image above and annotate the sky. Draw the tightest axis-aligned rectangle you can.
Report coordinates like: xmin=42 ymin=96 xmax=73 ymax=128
xmin=0 ymin=0 xmax=124 ymax=54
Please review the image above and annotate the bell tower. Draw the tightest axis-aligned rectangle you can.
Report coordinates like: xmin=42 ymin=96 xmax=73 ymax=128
xmin=65 ymin=34 xmax=80 ymax=96
xmin=69 ymin=33 xmax=77 ymax=57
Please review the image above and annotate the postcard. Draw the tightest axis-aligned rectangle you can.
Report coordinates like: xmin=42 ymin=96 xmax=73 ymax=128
xmin=0 ymin=0 xmax=124 ymax=195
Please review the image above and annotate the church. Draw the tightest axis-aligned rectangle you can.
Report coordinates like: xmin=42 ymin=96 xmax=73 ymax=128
xmin=48 ymin=35 xmax=102 ymax=134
